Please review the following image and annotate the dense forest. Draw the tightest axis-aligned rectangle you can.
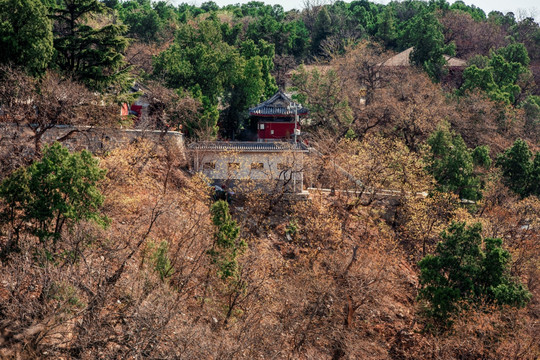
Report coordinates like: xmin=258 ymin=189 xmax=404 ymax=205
xmin=0 ymin=0 xmax=540 ymax=358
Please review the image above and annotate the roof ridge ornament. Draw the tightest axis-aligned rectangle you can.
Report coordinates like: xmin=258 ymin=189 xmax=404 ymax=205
xmin=249 ymin=90 xmax=308 ymax=117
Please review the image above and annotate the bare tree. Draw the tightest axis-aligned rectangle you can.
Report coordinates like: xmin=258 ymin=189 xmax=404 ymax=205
xmin=0 ymin=66 xmax=118 ymax=153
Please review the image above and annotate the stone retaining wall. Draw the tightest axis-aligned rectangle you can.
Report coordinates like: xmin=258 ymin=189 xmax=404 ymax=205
xmin=1 ymin=123 xmax=184 ymax=155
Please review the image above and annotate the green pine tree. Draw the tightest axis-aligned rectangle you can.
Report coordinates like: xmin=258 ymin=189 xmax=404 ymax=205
xmin=406 ymin=10 xmax=455 ymax=82
xmin=497 ymin=138 xmax=539 ymax=198
xmin=460 ymin=43 xmax=530 ymax=105
xmin=418 ymin=222 xmax=530 ymax=325
xmin=0 ymin=143 xmax=108 ymax=250
xmin=208 ymin=200 xmax=246 ymax=282
xmin=153 ymin=19 xmax=277 ymax=138
xmin=426 ymin=127 xmax=489 ymax=201
xmin=0 ymin=0 xmax=54 ymax=75
xmin=51 ymin=0 xmax=130 ymax=91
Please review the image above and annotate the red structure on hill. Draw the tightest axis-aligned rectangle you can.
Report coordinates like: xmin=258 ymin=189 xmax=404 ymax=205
xmin=249 ymin=90 xmax=308 ymax=142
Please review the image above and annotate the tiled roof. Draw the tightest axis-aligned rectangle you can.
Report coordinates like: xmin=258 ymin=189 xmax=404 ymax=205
xmin=188 ymin=141 xmax=309 ymax=152
xmin=379 ymin=47 xmax=467 ymax=68
xmin=249 ymin=90 xmax=308 ymax=116
xmin=445 ymin=56 xmax=467 ymax=67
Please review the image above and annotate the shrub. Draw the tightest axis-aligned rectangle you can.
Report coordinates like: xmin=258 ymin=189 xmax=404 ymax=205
xmin=0 ymin=143 xmax=108 ymax=254
xmin=418 ymin=222 xmax=530 ymax=325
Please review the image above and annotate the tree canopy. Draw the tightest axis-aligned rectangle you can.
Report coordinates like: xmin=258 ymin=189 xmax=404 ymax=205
xmin=496 ymin=138 xmax=540 ymax=198
xmin=418 ymin=222 xmax=531 ymax=324
xmin=425 ymin=126 xmax=490 ymax=201
xmin=461 ymin=43 xmax=531 ymax=104
xmin=0 ymin=143 xmax=108 ymax=249
xmin=0 ymin=0 xmax=54 ymax=75
xmin=153 ymin=19 xmax=277 ymax=138
xmin=405 ymin=10 xmax=455 ymax=81
xmin=51 ymin=0 xmax=130 ymax=91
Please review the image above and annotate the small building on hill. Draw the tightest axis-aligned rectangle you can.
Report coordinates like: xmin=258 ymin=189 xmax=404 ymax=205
xmin=120 ymin=83 xmax=149 ymax=122
xmin=379 ymin=47 xmax=467 ymax=87
xmin=190 ymin=141 xmax=309 ymax=194
xmin=249 ymin=91 xmax=308 ymax=142
xmin=379 ymin=47 xmax=467 ymax=68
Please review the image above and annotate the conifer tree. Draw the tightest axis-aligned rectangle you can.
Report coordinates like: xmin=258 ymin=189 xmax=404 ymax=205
xmin=426 ymin=127 xmax=489 ymax=201
xmin=0 ymin=143 xmax=108 ymax=251
xmin=208 ymin=200 xmax=245 ymax=282
xmin=51 ymin=0 xmax=130 ymax=90
xmin=406 ymin=10 xmax=455 ymax=81
xmin=461 ymin=44 xmax=530 ymax=105
xmin=153 ymin=19 xmax=276 ymax=138
xmin=418 ymin=222 xmax=531 ymax=324
xmin=0 ymin=0 xmax=54 ymax=75
xmin=497 ymin=138 xmax=540 ymax=198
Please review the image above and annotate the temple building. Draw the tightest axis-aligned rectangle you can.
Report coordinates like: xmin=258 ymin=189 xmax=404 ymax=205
xmin=189 ymin=141 xmax=309 ymax=194
xmin=378 ymin=47 xmax=467 ymax=87
xmin=249 ymin=90 xmax=308 ymax=142
xmin=189 ymin=91 xmax=310 ymax=194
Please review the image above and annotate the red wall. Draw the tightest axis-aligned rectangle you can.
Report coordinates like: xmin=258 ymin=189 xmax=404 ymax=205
xmin=121 ymin=103 xmax=129 ymax=116
xmin=257 ymin=121 xmax=299 ymax=140
xmin=131 ymin=104 xmax=143 ymax=117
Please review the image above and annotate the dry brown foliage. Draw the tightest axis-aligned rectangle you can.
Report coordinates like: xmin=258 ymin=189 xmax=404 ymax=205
xmin=440 ymin=11 xmax=507 ymax=59
xmin=0 ymin=140 xmax=215 ymax=358
xmin=1 ymin=51 xmax=539 ymax=357
xmin=0 ymin=137 xmax=538 ymax=358
xmin=449 ymin=90 xmax=529 ymax=153
xmin=0 ymin=66 xmax=119 ymax=153
xmin=399 ymin=191 xmax=461 ymax=260
xmin=376 ymin=69 xmax=450 ymax=151
xmin=136 ymin=81 xmax=202 ymax=132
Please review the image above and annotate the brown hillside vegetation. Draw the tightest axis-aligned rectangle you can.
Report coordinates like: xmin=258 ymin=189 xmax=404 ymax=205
xmin=2 ymin=0 xmax=540 ymax=357
xmin=293 ymin=43 xmax=539 ymax=153
xmin=0 ymin=136 xmax=538 ymax=359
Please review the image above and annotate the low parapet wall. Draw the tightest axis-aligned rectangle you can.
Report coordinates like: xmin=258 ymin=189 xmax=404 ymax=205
xmin=42 ymin=125 xmax=184 ymax=153
xmin=0 ymin=123 xmax=184 ymax=155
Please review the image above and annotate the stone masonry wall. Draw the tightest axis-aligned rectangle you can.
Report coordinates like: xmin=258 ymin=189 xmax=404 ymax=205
xmin=0 ymin=123 xmax=184 ymax=157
